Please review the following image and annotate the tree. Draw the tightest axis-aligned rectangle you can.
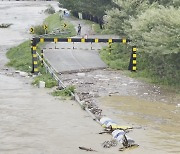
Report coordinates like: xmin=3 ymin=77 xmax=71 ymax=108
xmin=127 ymin=6 xmax=180 ymax=54
xmin=104 ymin=0 xmax=149 ymax=36
xmin=126 ymin=6 xmax=180 ymax=85
xmin=59 ymin=0 xmax=115 ymax=17
xmin=148 ymin=0 xmax=180 ymax=7
xmin=103 ymin=0 xmax=180 ymax=86
xmin=59 ymin=0 xmax=115 ymax=28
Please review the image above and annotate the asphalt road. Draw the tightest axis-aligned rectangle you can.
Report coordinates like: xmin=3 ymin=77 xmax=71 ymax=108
xmin=44 ymin=41 xmax=107 ymax=73
xmin=43 ymin=17 xmax=112 ymax=73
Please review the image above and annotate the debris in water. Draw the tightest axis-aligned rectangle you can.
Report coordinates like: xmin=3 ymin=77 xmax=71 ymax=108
xmin=77 ymin=73 xmax=85 ymax=77
xmin=119 ymin=144 xmax=139 ymax=151
xmin=0 ymin=23 xmax=12 ymax=28
xmin=176 ymin=104 xmax=180 ymax=108
xmin=79 ymin=146 xmax=97 ymax=152
xmin=102 ymin=139 xmax=118 ymax=148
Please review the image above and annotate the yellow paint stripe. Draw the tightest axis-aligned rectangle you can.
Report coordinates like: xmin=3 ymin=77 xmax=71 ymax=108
xmin=95 ymin=39 xmax=99 ymax=43
xmin=122 ymin=38 xmax=126 ymax=43
xmin=68 ymin=38 xmax=72 ymax=42
xmin=108 ymin=39 xmax=112 ymax=43
xmin=133 ymin=48 xmax=137 ymax=52
xmin=133 ymin=66 xmax=137 ymax=71
xmin=102 ymin=124 xmax=106 ymax=128
xmin=111 ymin=124 xmax=133 ymax=130
xmin=54 ymin=38 xmax=58 ymax=43
xmin=81 ymin=38 xmax=85 ymax=42
xmin=32 ymin=46 xmax=37 ymax=50
xmin=33 ymin=61 xmax=38 ymax=65
xmin=133 ymin=60 xmax=136 ymax=64
xmin=40 ymin=38 xmax=44 ymax=43
xmin=33 ymin=54 xmax=37 ymax=58
xmin=133 ymin=54 xmax=136 ymax=58
xmin=34 ymin=68 xmax=38 ymax=72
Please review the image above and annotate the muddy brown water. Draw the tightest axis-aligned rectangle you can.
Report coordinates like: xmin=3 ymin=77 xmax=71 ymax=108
xmin=99 ymin=96 xmax=180 ymax=154
xmin=1 ymin=1 xmax=180 ymax=153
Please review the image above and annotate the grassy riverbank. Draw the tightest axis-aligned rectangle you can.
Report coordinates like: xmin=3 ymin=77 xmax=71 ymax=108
xmin=33 ymin=13 xmax=76 ymax=37
xmin=43 ymin=13 xmax=76 ymax=37
xmin=100 ymin=44 xmax=180 ymax=92
xmin=6 ymin=13 xmax=76 ymax=88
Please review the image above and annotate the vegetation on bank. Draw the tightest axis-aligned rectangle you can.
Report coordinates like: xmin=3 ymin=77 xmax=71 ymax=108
xmin=60 ymin=0 xmax=180 ymax=89
xmin=51 ymin=86 xmax=75 ymax=97
xmin=43 ymin=13 xmax=76 ymax=36
xmin=6 ymin=41 xmax=32 ymax=72
xmin=44 ymin=5 xmax=55 ymax=14
xmin=6 ymin=41 xmax=57 ymax=88
xmin=100 ymin=44 xmax=131 ymax=70
xmin=6 ymin=9 xmax=76 ymax=90
xmin=34 ymin=13 xmax=76 ymax=37
xmin=59 ymin=0 xmax=115 ymax=29
xmin=104 ymin=1 xmax=180 ymax=89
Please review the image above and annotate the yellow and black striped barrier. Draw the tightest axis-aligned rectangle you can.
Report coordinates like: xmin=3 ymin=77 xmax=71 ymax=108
xmin=34 ymin=37 xmax=130 ymax=43
xmin=128 ymin=46 xmax=137 ymax=71
xmin=31 ymin=39 xmax=39 ymax=74
xmin=31 ymin=37 xmax=136 ymax=75
xmin=41 ymin=50 xmax=44 ymax=67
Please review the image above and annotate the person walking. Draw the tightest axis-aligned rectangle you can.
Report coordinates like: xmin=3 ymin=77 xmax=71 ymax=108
xmin=77 ymin=24 xmax=82 ymax=35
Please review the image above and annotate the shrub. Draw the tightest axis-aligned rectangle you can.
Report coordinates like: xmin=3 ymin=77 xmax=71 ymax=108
xmin=44 ymin=5 xmax=55 ymax=14
xmin=51 ymin=86 xmax=75 ymax=97
xmin=34 ymin=25 xmax=45 ymax=35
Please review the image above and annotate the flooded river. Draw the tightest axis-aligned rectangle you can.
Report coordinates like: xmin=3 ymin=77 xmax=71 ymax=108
xmin=0 ymin=1 xmax=59 ymax=46
xmin=0 ymin=1 xmax=180 ymax=154
xmin=99 ymin=96 xmax=180 ymax=153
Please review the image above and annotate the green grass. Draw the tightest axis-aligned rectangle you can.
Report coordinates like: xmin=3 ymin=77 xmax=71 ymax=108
xmin=100 ymin=43 xmax=131 ymax=70
xmin=6 ymin=41 xmax=57 ymax=88
xmin=100 ymin=44 xmax=180 ymax=92
xmin=6 ymin=13 xmax=76 ymax=89
xmin=51 ymin=86 xmax=75 ymax=97
xmin=6 ymin=41 xmax=32 ymax=72
xmin=32 ymin=73 xmax=57 ymax=88
xmin=84 ymin=20 xmax=112 ymax=35
xmin=44 ymin=13 xmax=76 ymax=37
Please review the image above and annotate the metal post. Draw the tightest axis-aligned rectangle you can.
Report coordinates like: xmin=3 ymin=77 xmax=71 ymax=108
xmin=41 ymin=50 xmax=44 ymax=67
xmin=31 ymin=39 xmax=34 ymax=73
xmin=132 ymin=46 xmax=137 ymax=71
xmin=128 ymin=46 xmax=137 ymax=71
xmin=108 ymin=42 xmax=112 ymax=54
xmin=32 ymin=38 xmax=38 ymax=75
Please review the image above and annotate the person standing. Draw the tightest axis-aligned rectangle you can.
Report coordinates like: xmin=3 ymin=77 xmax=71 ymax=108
xmin=77 ymin=24 xmax=81 ymax=35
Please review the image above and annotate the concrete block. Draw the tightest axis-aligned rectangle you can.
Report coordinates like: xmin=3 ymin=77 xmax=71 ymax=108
xmin=39 ymin=81 xmax=45 ymax=88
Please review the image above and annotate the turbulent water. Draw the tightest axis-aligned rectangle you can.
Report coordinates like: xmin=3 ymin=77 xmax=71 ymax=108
xmin=1 ymin=1 xmax=180 ymax=154
xmin=99 ymin=96 xmax=180 ymax=153
xmin=0 ymin=1 xmax=59 ymax=46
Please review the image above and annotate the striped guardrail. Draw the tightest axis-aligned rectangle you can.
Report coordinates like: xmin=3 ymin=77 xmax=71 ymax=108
xmin=31 ymin=37 xmax=137 ymax=75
